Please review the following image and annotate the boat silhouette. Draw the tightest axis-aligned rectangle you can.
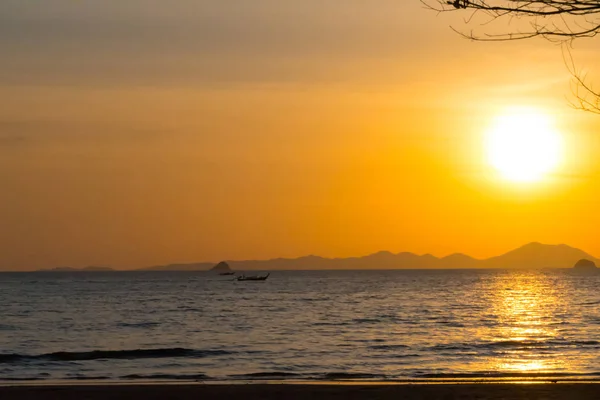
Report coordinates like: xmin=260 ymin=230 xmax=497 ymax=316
xmin=235 ymin=273 xmax=270 ymax=281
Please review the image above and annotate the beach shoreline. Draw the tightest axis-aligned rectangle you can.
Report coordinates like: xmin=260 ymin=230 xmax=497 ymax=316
xmin=2 ymin=382 xmax=600 ymax=399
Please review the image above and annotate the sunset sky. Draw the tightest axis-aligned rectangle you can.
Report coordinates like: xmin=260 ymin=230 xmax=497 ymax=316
xmin=1 ymin=1 xmax=600 ymax=270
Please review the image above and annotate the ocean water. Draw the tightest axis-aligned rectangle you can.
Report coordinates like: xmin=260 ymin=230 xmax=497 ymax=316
xmin=1 ymin=269 xmax=600 ymax=382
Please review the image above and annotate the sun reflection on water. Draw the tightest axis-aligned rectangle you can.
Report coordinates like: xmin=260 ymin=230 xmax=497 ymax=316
xmin=485 ymin=272 xmax=569 ymax=374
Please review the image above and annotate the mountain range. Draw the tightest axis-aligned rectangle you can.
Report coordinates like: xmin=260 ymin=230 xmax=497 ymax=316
xmin=37 ymin=266 xmax=115 ymax=272
xmin=143 ymin=242 xmax=598 ymax=271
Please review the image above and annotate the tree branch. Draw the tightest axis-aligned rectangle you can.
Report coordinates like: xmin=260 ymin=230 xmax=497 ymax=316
xmin=424 ymin=0 xmax=600 ymax=113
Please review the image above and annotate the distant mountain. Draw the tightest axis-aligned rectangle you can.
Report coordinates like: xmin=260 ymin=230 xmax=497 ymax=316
xmin=438 ymin=253 xmax=479 ymax=269
xmin=39 ymin=266 xmax=114 ymax=272
xmin=481 ymin=242 xmax=598 ymax=269
xmin=139 ymin=243 xmax=599 ymax=271
xmin=83 ymin=266 xmax=114 ymax=271
xmin=145 ymin=262 xmax=214 ymax=271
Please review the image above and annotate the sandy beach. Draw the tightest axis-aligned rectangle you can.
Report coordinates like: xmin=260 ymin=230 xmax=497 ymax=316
xmin=2 ymin=383 xmax=600 ymax=400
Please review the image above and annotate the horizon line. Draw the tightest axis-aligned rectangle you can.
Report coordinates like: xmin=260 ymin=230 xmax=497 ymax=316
xmin=3 ymin=241 xmax=598 ymax=272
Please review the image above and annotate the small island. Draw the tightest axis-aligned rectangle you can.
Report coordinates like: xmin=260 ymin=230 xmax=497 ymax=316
xmin=573 ymin=259 xmax=597 ymax=270
xmin=210 ymin=261 xmax=232 ymax=272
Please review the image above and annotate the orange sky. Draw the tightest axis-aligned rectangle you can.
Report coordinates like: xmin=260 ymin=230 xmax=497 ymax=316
xmin=1 ymin=1 xmax=599 ymax=270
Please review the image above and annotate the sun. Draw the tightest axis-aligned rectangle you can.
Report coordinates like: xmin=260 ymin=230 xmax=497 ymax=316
xmin=485 ymin=109 xmax=562 ymax=182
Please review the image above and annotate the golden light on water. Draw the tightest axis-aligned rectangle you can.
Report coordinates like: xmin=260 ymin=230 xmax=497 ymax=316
xmin=486 ymin=272 xmax=569 ymax=374
xmin=497 ymin=360 xmax=547 ymax=372
xmin=485 ymin=108 xmax=563 ymax=183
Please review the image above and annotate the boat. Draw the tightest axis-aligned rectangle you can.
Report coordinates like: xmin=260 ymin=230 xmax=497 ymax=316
xmin=219 ymin=272 xmax=236 ymax=276
xmin=235 ymin=273 xmax=270 ymax=281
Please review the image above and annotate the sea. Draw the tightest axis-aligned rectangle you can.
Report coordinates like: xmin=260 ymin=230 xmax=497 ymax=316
xmin=1 ymin=269 xmax=600 ymax=383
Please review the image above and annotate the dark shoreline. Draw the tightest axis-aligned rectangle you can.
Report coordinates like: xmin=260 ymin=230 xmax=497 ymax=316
xmin=2 ymin=382 xmax=600 ymax=400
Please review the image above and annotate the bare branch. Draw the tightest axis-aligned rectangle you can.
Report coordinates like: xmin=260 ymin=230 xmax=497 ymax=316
xmin=424 ymin=0 xmax=600 ymax=113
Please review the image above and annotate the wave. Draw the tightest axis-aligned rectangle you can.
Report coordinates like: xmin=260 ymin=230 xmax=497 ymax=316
xmin=319 ymin=372 xmax=385 ymax=380
xmin=116 ymin=322 xmax=161 ymax=328
xmin=312 ymin=321 xmax=351 ymax=327
xmin=122 ymin=373 xmax=209 ymax=380
xmin=368 ymin=344 xmax=410 ymax=350
xmin=230 ymin=372 xmax=301 ymax=379
xmin=415 ymin=371 xmax=600 ymax=379
xmin=0 ymin=377 xmax=46 ymax=381
xmin=428 ymin=339 xmax=600 ymax=352
xmin=351 ymin=318 xmax=382 ymax=324
xmin=4 ymin=369 xmax=600 ymax=383
xmin=68 ymin=376 xmax=111 ymax=380
xmin=434 ymin=321 xmax=465 ymax=327
xmin=577 ymin=300 xmax=600 ymax=306
xmin=0 ymin=324 xmax=17 ymax=331
xmin=0 ymin=348 xmax=231 ymax=364
xmin=231 ymin=371 xmax=386 ymax=380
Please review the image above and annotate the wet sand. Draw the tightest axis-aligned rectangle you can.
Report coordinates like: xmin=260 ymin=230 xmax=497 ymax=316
xmin=2 ymin=383 xmax=600 ymax=400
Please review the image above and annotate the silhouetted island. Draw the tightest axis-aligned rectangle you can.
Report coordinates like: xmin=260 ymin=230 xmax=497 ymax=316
xmin=573 ymin=259 xmax=597 ymax=270
xmin=210 ymin=261 xmax=232 ymax=272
